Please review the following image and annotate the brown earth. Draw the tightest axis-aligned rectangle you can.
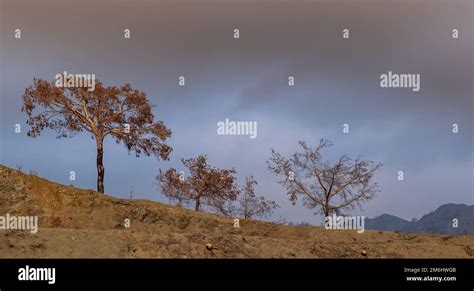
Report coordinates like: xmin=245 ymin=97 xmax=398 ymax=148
xmin=0 ymin=165 xmax=472 ymax=258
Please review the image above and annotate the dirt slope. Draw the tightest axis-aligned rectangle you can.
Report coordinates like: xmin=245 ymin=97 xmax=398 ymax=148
xmin=0 ymin=165 xmax=472 ymax=258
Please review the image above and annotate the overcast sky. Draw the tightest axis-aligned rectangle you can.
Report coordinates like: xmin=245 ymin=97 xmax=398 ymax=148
xmin=1 ymin=0 xmax=472 ymax=224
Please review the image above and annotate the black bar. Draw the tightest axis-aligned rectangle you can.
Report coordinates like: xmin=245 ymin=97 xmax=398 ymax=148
xmin=0 ymin=259 xmax=472 ymax=289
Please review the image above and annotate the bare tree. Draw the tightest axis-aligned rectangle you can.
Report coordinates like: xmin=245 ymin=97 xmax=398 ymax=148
xmin=267 ymin=139 xmax=381 ymax=217
xmin=235 ymin=176 xmax=279 ymax=219
xmin=156 ymin=155 xmax=240 ymax=213
xmin=22 ymin=78 xmax=172 ymax=193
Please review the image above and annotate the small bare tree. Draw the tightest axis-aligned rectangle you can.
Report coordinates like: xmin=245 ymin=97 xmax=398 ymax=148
xmin=129 ymin=186 xmax=135 ymax=199
xmin=267 ymin=139 xmax=381 ymax=217
xmin=156 ymin=155 xmax=240 ymax=213
xmin=235 ymin=176 xmax=279 ymax=219
xmin=22 ymin=79 xmax=172 ymax=193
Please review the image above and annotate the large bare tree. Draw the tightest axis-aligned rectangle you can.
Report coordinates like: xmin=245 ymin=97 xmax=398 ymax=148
xmin=156 ymin=155 xmax=240 ymax=213
xmin=22 ymin=78 xmax=172 ymax=193
xmin=267 ymin=139 xmax=381 ymax=217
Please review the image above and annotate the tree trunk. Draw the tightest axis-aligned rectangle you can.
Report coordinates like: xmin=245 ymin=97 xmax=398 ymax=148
xmin=324 ymin=202 xmax=330 ymax=217
xmin=96 ymin=141 xmax=105 ymax=193
xmin=195 ymin=199 xmax=201 ymax=211
xmin=324 ymin=194 xmax=330 ymax=217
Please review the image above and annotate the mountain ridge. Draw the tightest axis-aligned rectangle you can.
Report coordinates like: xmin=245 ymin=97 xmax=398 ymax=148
xmin=365 ymin=203 xmax=474 ymax=235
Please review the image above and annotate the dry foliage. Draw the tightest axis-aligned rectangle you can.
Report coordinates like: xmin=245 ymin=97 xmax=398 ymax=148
xmin=22 ymin=79 xmax=172 ymax=192
xmin=157 ymin=155 xmax=239 ymax=213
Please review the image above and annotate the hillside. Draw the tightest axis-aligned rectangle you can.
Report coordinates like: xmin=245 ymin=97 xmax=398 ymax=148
xmin=0 ymin=165 xmax=473 ymax=258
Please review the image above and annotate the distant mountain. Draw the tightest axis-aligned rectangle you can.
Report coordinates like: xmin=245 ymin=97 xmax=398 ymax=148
xmin=365 ymin=204 xmax=474 ymax=236
xmin=365 ymin=214 xmax=412 ymax=232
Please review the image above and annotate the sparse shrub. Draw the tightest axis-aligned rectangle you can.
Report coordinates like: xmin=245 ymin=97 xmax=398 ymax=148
xmin=157 ymin=155 xmax=239 ymax=214
xmin=233 ymin=176 xmax=279 ymax=219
